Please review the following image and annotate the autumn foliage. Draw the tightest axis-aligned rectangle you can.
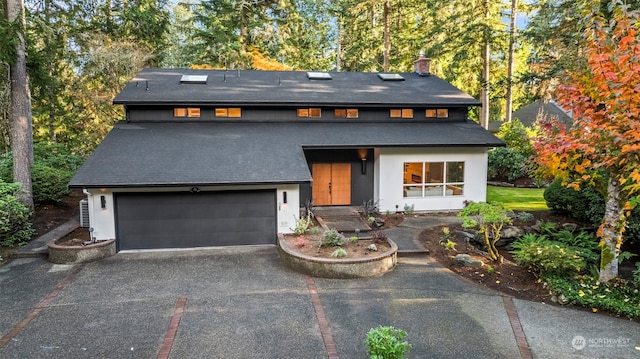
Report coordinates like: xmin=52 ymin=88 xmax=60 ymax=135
xmin=533 ymin=3 xmax=640 ymax=281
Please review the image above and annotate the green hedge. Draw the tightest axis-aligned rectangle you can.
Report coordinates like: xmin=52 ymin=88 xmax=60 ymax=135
xmin=0 ymin=182 xmax=34 ymax=247
xmin=0 ymin=142 xmax=83 ymax=203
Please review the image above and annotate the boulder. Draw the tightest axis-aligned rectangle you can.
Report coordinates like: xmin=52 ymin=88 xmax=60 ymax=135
xmin=501 ymin=226 xmax=524 ymax=239
xmin=453 ymin=254 xmax=483 ymax=267
xmin=562 ymin=223 xmax=578 ymax=232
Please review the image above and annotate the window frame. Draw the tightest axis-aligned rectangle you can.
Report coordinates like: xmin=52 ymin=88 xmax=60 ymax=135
xmin=402 ymin=161 xmax=465 ymax=198
xmin=215 ymin=107 xmax=242 ymax=118
xmin=298 ymin=108 xmax=322 ymax=118
xmin=335 ymin=109 xmax=359 ymax=118
xmin=425 ymin=108 xmax=449 ymax=118
xmin=390 ymin=108 xmax=414 ymax=118
xmin=174 ymin=107 xmax=201 ymax=118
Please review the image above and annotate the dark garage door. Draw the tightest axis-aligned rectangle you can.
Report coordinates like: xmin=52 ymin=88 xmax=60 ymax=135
xmin=115 ymin=191 xmax=276 ymax=250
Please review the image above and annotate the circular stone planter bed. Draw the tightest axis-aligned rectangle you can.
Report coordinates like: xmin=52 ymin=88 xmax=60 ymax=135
xmin=278 ymin=234 xmax=398 ymax=278
xmin=48 ymin=231 xmax=116 ymax=264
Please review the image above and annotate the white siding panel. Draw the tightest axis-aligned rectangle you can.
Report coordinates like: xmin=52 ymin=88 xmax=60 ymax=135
xmin=377 ymin=147 xmax=488 ymax=212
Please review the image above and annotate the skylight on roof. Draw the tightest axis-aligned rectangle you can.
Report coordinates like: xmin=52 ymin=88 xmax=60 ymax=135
xmin=377 ymin=73 xmax=405 ymax=81
xmin=307 ymin=71 xmax=332 ymax=80
xmin=180 ymin=75 xmax=208 ymax=84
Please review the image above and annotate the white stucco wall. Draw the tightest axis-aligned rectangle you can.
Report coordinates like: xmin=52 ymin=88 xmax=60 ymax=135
xmin=376 ymin=147 xmax=489 ymax=213
xmin=84 ymin=185 xmax=300 ymax=242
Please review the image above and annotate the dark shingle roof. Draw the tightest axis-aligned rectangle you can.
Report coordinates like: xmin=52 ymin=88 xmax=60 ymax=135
xmin=69 ymin=121 xmax=504 ymax=188
xmin=488 ymin=100 xmax=573 ymax=132
xmin=114 ymin=68 xmax=481 ymax=107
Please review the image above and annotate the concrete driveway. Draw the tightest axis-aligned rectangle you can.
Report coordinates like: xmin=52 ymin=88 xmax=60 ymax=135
xmin=1 ymin=247 xmax=638 ymax=359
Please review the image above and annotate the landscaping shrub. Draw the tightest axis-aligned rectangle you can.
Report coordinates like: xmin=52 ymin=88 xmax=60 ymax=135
xmin=488 ymin=119 xmax=537 ymax=182
xmin=0 ymin=142 xmax=84 ymax=203
xmin=318 ymin=229 xmax=344 ymax=247
xmin=365 ymin=325 xmax=411 ymax=359
xmin=511 ymin=234 xmax=590 ymax=275
xmin=543 ymin=273 xmax=640 ymax=319
xmin=511 ymin=225 xmax=599 ymax=276
xmin=0 ymin=182 xmax=34 ymax=247
xmin=487 ymin=147 xmax=527 ymax=182
xmin=544 ymin=179 xmax=640 ymax=247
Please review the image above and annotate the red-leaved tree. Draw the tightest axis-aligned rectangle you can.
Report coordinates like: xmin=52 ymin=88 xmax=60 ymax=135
xmin=534 ymin=2 xmax=640 ymax=282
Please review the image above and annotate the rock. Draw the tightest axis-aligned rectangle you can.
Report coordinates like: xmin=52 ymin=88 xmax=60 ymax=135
xmin=557 ymin=294 xmax=568 ymax=305
xmin=453 ymin=254 xmax=483 ymax=267
xmin=531 ymin=222 xmax=542 ymax=233
xmin=367 ymin=243 xmax=378 ymax=251
xmin=373 ymin=217 xmax=385 ymax=228
xmin=495 ymin=236 xmax=517 ymax=248
xmin=562 ymin=223 xmax=578 ymax=232
xmin=455 ymin=230 xmax=476 ymax=240
xmin=501 ymin=226 xmax=524 ymax=239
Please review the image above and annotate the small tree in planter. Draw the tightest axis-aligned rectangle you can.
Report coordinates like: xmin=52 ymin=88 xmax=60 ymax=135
xmin=365 ymin=325 xmax=411 ymax=359
xmin=458 ymin=202 xmax=512 ymax=261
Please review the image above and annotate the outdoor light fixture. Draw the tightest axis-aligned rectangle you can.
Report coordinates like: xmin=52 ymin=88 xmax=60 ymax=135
xmin=283 ymin=191 xmax=288 ymax=204
xmin=100 ymin=195 xmax=106 ymax=209
xmin=358 ymin=148 xmax=368 ymax=175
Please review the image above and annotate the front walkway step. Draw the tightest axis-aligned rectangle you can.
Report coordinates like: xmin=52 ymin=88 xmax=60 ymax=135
xmin=397 ymin=249 xmax=430 ymax=257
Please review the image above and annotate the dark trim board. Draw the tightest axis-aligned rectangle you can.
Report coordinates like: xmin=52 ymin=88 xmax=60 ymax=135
xmin=114 ymin=190 xmax=277 ymax=251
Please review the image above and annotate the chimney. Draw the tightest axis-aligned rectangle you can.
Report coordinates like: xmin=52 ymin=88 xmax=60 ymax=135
xmin=414 ymin=50 xmax=431 ymax=76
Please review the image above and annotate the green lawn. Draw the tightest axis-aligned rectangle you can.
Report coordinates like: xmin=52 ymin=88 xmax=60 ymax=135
xmin=486 ymin=185 xmax=548 ymax=211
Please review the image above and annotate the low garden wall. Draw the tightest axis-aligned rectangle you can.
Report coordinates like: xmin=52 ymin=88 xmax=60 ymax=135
xmin=278 ymin=234 xmax=398 ymax=279
xmin=48 ymin=239 xmax=116 ymax=264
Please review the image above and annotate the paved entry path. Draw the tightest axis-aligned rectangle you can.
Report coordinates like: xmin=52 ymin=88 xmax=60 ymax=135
xmin=383 ymin=215 xmax=463 ymax=251
xmin=1 ymin=246 xmax=638 ymax=359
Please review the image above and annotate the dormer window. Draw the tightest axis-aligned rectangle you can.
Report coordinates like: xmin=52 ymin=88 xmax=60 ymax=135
xmin=426 ymin=109 xmax=449 ymax=118
xmin=298 ymin=108 xmax=321 ymax=118
xmin=215 ymin=108 xmax=241 ymax=117
xmin=335 ymin=109 xmax=359 ymax=118
xmin=174 ymin=107 xmax=201 ymax=118
xmin=390 ymin=109 xmax=413 ymax=118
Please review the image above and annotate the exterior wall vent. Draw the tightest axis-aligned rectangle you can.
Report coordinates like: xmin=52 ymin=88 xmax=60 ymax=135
xmin=80 ymin=199 xmax=90 ymax=228
xmin=180 ymin=75 xmax=208 ymax=84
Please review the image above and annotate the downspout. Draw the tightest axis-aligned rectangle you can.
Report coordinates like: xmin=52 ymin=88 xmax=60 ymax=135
xmin=82 ymin=188 xmax=97 ymax=245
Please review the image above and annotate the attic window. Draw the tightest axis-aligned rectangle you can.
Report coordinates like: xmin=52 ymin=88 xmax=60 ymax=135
xmin=298 ymin=108 xmax=321 ymax=118
xmin=215 ymin=108 xmax=241 ymax=117
xmin=335 ymin=109 xmax=359 ymax=118
xmin=426 ymin=109 xmax=449 ymax=118
xmin=174 ymin=107 xmax=201 ymax=118
xmin=180 ymin=75 xmax=208 ymax=84
xmin=390 ymin=109 xmax=413 ymax=118
xmin=307 ymin=72 xmax=332 ymax=80
xmin=377 ymin=73 xmax=405 ymax=81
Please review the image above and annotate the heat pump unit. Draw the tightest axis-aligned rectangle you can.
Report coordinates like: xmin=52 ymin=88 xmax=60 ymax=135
xmin=79 ymin=199 xmax=90 ymax=227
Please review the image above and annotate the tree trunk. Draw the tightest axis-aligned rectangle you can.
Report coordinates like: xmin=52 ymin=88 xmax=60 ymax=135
xmin=480 ymin=0 xmax=490 ymax=129
xmin=505 ymin=0 xmax=517 ymax=123
xmin=383 ymin=0 xmax=390 ymax=72
xmin=599 ymin=177 xmax=624 ymax=282
xmin=7 ymin=0 xmax=34 ymax=210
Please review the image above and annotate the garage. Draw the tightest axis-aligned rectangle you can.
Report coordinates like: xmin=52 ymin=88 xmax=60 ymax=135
xmin=115 ymin=191 xmax=277 ymax=250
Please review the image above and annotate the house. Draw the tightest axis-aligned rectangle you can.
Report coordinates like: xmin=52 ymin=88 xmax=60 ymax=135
xmin=69 ymin=57 xmax=504 ymax=251
xmin=488 ymin=99 xmax=573 ymax=133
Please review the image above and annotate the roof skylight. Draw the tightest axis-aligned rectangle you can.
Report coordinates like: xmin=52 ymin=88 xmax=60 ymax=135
xmin=377 ymin=73 xmax=405 ymax=81
xmin=180 ymin=75 xmax=208 ymax=84
xmin=307 ymin=72 xmax=332 ymax=80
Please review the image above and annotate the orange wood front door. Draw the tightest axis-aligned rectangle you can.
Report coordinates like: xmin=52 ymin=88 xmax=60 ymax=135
xmin=312 ymin=163 xmax=351 ymax=205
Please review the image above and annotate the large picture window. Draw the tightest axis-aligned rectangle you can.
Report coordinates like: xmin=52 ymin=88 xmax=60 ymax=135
xmin=403 ymin=161 xmax=464 ymax=197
